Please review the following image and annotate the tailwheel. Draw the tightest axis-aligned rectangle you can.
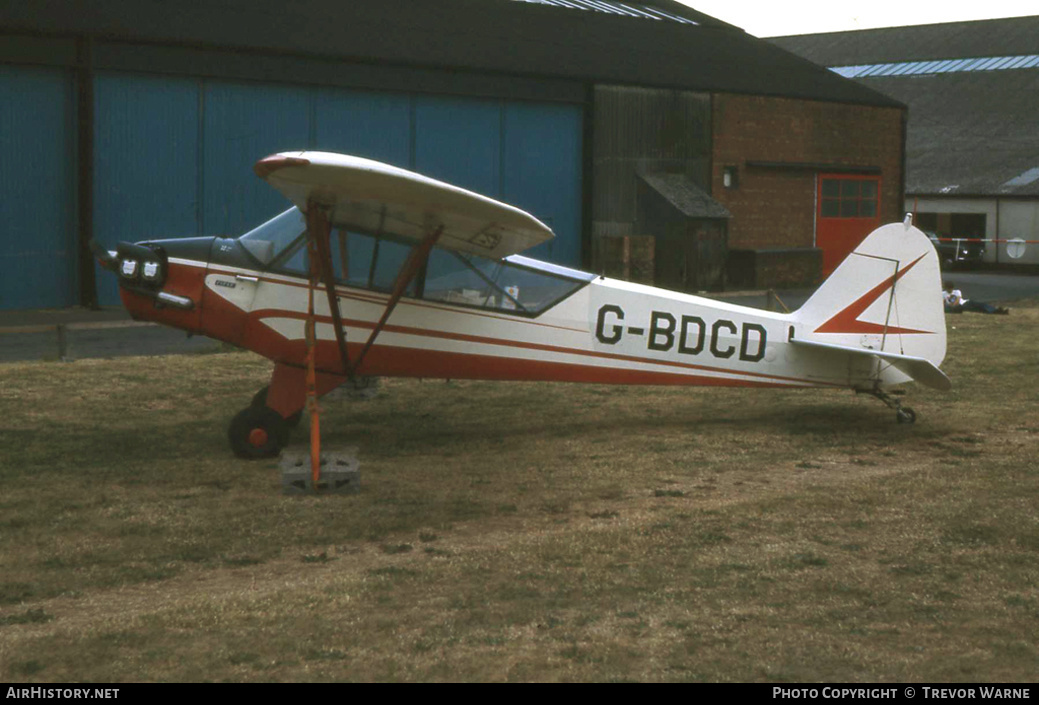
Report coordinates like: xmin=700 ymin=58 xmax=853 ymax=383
xmin=250 ymin=385 xmax=303 ymax=428
xmin=229 ymin=405 xmax=289 ymax=459
xmin=858 ymin=386 xmax=919 ymax=425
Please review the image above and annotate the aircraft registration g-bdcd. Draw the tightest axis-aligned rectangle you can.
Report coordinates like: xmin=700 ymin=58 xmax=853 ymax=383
xmin=94 ymin=152 xmax=950 ymax=459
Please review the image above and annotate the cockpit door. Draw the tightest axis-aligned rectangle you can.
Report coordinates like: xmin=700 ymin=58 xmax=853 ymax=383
xmin=200 ymin=237 xmax=261 ymax=346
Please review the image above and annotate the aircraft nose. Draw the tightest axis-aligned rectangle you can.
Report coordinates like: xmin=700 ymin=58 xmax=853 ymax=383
xmin=115 ymin=241 xmax=167 ymax=288
xmin=113 ymin=236 xmax=217 ymax=318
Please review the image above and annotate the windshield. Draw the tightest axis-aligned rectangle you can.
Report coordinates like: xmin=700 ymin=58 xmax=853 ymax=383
xmin=239 ymin=207 xmax=306 ymax=265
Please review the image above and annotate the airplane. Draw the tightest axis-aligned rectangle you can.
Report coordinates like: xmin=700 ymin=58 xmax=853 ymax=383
xmin=94 ymin=151 xmax=951 ymax=461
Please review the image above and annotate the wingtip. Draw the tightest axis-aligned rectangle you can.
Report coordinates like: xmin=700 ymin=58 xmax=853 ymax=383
xmin=254 ymin=154 xmax=311 ymax=179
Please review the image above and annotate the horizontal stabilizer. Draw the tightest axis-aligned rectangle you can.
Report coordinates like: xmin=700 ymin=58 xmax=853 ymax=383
xmin=790 ymin=337 xmax=952 ymax=390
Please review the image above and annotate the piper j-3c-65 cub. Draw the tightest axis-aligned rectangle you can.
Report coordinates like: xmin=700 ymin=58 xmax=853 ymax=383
xmin=94 ymin=151 xmax=950 ymax=459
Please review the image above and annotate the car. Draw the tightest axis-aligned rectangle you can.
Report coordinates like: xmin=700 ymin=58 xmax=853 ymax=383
xmin=926 ymin=232 xmax=985 ymax=269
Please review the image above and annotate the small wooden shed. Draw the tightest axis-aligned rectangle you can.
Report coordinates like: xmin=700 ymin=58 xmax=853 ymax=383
xmin=636 ymin=172 xmax=731 ymax=292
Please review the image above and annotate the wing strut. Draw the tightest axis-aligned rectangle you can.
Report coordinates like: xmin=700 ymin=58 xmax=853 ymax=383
xmin=303 ymin=203 xmax=441 ymax=379
xmin=353 ymin=225 xmax=443 ymax=373
xmin=306 ymin=202 xmax=353 ymax=380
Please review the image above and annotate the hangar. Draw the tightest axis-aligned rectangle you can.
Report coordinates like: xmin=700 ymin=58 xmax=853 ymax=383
xmin=772 ymin=15 xmax=1039 ymax=267
xmin=0 ymin=0 xmax=904 ymax=311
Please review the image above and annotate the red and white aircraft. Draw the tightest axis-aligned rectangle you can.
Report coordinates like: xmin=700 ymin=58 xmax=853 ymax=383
xmin=96 ymin=152 xmax=950 ymax=459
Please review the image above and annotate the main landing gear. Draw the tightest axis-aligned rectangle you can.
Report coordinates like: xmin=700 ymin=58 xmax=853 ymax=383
xmin=227 ymin=386 xmax=303 ymax=459
xmin=251 ymin=385 xmax=302 ymax=428
xmin=859 ymin=387 xmax=917 ymax=424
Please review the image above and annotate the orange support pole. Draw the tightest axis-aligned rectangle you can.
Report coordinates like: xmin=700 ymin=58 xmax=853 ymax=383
xmin=305 ymin=295 xmax=320 ymax=487
xmin=304 ymin=208 xmax=325 ymax=488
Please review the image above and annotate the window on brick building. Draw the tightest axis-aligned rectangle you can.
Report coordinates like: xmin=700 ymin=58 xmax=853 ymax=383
xmin=820 ymin=176 xmax=879 ymax=218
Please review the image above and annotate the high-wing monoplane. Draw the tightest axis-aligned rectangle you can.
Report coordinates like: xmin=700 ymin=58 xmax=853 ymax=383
xmin=95 ymin=152 xmax=950 ymax=461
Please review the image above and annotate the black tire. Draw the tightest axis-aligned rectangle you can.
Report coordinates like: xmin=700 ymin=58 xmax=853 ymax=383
xmin=228 ymin=405 xmax=289 ymax=459
xmin=896 ymin=407 xmax=917 ymax=425
xmin=250 ymin=385 xmax=303 ymax=428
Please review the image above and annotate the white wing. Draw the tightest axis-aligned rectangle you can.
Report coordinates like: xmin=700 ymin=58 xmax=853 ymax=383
xmin=254 ymin=151 xmax=555 ymax=259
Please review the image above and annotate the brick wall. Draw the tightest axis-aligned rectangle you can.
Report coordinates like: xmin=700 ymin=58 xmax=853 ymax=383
xmin=712 ymin=94 xmax=905 ymax=252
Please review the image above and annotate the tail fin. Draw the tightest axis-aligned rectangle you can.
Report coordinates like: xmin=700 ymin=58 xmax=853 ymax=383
xmin=793 ymin=220 xmax=948 ymax=388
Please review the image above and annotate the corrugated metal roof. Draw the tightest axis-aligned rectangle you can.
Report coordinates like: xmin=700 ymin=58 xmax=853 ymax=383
xmin=866 ymin=71 xmax=1039 ymax=197
xmin=0 ymin=0 xmax=903 ymax=108
xmin=512 ymin=0 xmax=697 ymax=24
xmin=833 ymin=54 xmax=1039 ymax=78
xmin=770 ymin=15 xmax=1039 ymax=66
xmin=1004 ymin=167 xmax=1039 ymax=188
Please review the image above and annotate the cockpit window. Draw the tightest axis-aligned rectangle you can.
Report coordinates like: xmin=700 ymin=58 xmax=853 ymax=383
xmin=238 ymin=207 xmax=591 ymax=316
xmin=421 ymin=248 xmax=590 ymax=315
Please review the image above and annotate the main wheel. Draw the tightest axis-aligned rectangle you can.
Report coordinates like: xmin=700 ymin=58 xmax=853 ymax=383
xmin=250 ymin=385 xmax=303 ymax=428
xmin=228 ymin=405 xmax=289 ymax=459
xmin=896 ymin=407 xmax=917 ymax=425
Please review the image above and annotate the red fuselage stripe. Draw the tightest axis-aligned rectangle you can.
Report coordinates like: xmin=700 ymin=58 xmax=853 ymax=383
xmin=252 ymin=308 xmax=845 ymax=388
xmin=335 ymin=340 xmax=813 ymax=388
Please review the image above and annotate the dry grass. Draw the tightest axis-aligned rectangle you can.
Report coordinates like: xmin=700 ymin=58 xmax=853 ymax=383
xmin=0 ymin=301 xmax=1037 ymax=681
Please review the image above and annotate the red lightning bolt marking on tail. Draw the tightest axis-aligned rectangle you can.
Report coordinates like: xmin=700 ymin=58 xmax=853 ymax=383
xmin=814 ymin=253 xmax=933 ymax=335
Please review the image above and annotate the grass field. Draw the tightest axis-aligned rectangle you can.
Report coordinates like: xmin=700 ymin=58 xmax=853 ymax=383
xmin=1 ymin=301 xmax=1037 ymax=682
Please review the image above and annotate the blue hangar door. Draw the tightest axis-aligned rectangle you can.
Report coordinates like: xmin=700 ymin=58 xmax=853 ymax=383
xmin=317 ymin=92 xmax=584 ymax=268
xmin=92 ymin=75 xmax=583 ymax=306
xmin=0 ymin=65 xmax=76 ymax=310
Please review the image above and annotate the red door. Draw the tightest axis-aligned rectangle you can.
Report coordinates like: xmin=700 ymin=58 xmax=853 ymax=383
xmin=817 ymin=174 xmax=881 ymax=275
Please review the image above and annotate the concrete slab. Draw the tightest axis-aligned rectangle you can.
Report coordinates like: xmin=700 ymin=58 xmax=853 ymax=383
xmin=0 ymin=320 xmax=222 ymax=363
